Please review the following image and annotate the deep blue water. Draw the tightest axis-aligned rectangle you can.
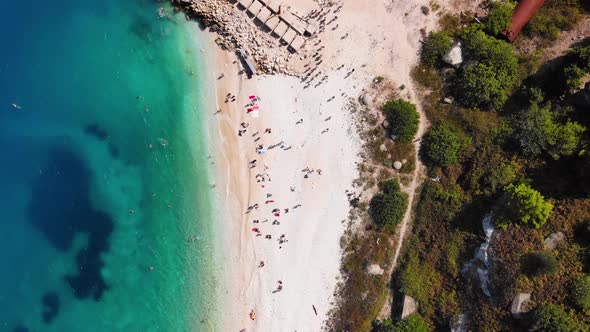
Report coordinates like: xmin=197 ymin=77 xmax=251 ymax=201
xmin=0 ymin=1 xmax=216 ymax=331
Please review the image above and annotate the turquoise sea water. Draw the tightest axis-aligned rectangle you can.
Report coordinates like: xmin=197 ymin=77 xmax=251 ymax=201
xmin=0 ymin=0 xmax=216 ymax=331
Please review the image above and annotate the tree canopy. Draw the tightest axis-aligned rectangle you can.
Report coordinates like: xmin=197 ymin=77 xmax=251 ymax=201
xmin=369 ymin=179 xmax=408 ymax=231
xmin=383 ymin=99 xmax=420 ymax=143
xmin=495 ymin=183 xmax=553 ymax=229
xmin=485 ymin=1 xmax=516 ymax=36
xmin=420 ymin=31 xmax=453 ymax=67
xmin=455 ymin=25 xmax=518 ymax=109
xmin=510 ymin=103 xmax=585 ymax=159
xmin=533 ymin=304 xmax=583 ymax=332
xmin=573 ymin=275 xmax=590 ymax=313
xmin=421 ymin=122 xmax=470 ymax=167
xmin=373 ymin=314 xmax=430 ymax=332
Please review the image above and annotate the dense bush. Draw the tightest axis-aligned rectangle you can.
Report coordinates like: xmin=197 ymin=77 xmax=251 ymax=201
xmin=383 ymin=99 xmax=420 ymax=143
xmin=399 ymin=251 xmax=442 ymax=312
xmin=421 ymin=122 xmax=470 ymax=167
xmin=369 ymin=179 xmax=408 ymax=231
xmin=572 ymin=275 xmax=590 ymax=313
xmin=485 ymin=1 xmax=515 ymax=36
xmin=420 ymin=31 xmax=453 ymax=67
xmin=373 ymin=314 xmax=429 ymax=332
xmin=521 ymin=252 xmax=558 ymax=277
xmin=523 ymin=0 xmax=584 ymax=41
xmin=510 ymin=103 xmax=585 ymax=159
xmin=533 ymin=303 xmax=582 ymax=332
xmin=495 ymin=183 xmax=553 ymax=229
xmin=561 ymin=45 xmax=590 ymax=93
xmin=455 ymin=26 xmax=518 ymax=109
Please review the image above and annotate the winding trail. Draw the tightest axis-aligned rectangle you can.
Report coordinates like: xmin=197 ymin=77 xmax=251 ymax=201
xmin=378 ymin=82 xmax=428 ymax=319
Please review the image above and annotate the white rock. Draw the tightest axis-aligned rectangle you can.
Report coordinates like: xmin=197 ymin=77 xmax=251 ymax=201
xmin=443 ymin=41 xmax=463 ymax=68
xmin=367 ymin=264 xmax=384 ymax=275
xmin=393 ymin=161 xmax=402 ymax=170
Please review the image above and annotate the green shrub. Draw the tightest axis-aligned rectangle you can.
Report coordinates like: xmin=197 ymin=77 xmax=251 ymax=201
xmin=455 ymin=63 xmax=510 ymax=110
xmin=533 ymin=303 xmax=582 ymax=332
xmin=563 ymin=64 xmax=586 ymax=92
xmin=572 ymin=275 xmax=590 ymax=313
xmin=399 ymin=251 xmax=441 ymax=309
xmin=383 ymin=99 xmax=420 ymax=143
xmin=524 ymin=0 xmax=583 ymax=41
xmin=495 ymin=183 xmax=552 ymax=229
xmin=510 ymin=103 xmax=585 ymax=159
xmin=369 ymin=179 xmax=408 ymax=231
xmin=455 ymin=26 xmax=518 ymax=109
xmin=485 ymin=1 xmax=515 ymax=36
xmin=373 ymin=315 xmax=430 ymax=332
xmin=521 ymin=252 xmax=558 ymax=277
xmin=420 ymin=31 xmax=453 ymax=67
xmin=421 ymin=122 xmax=470 ymax=167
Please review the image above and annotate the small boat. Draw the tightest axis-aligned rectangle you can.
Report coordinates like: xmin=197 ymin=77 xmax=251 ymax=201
xmin=11 ymin=103 xmax=22 ymax=110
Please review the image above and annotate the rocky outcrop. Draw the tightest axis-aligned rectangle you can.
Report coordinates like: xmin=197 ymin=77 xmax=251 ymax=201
xmin=510 ymin=293 xmax=531 ymax=318
xmin=443 ymin=42 xmax=463 ymax=68
xmin=544 ymin=231 xmax=565 ymax=250
xmin=170 ymin=0 xmax=304 ymax=75
xmin=401 ymin=295 xmax=418 ymax=318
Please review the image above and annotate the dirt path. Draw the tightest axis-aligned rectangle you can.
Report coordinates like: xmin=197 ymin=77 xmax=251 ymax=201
xmin=377 ymin=82 xmax=428 ymax=319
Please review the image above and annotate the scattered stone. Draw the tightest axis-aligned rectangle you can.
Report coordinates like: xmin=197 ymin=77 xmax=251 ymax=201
xmin=401 ymin=295 xmax=418 ymax=318
xmin=443 ymin=96 xmax=454 ymax=104
xmin=360 ymin=93 xmax=371 ymax=106
xmin=421 ymin=6 xmax=430 ymax=15
xmin=443 ymin=41 xmax=463 ymax=68
xmin=393 ymin=161 xmax=402 ymax=170
xmin=510 ymin=293 xmax=531 ymax=318
xmin=367 ymin=264 xmax=384 ymax=275
xmin=382 ymin=119 xmax=390 ymax=129
xmin=401 ymin=159 xmax=407 ymax=164
xmin=544 ymin=231 xmax=566 ymax=250
xmin=379 ymin=144 xmax=387 ymax=152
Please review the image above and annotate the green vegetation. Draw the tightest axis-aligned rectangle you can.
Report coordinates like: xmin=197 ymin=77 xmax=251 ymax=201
xmin=455 ymin=26 xmax=518 ymax=109
xmin=373 ymin=314 xmax=430 ymax=332
xmin=509 ymin=103 xmax=585 ymax=160
xmin=382 ymin=99 xmax=419 ymax=143
xmin=485 ymin=1 xmax=515 ymax=36
xmin=533 ymin=304 xmax=583 ymax=332
xmin=400 ymin=6 xmax=590 ymax=331
xmin=421 ymin=122 xmax=470 ymax=167
xmin=495 ymin=183 xmax=553 ymax=229
xmin=523 ymin=0 xmax=585 ymax=41
xmin=369 ymin=179 xmax=408 ymax=231
xmin=572 ymin=275 xmax=590 ymax=313
xmin=420 ymin=31 xmax=453 ymax=67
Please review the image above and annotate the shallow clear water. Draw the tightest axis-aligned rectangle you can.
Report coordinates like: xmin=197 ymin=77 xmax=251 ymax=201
xmin=0 ymin=1 xmax=216 ymax=331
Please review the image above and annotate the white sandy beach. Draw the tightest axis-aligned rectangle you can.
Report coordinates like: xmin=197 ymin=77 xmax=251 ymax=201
xmin=196 ymin=0 xmax=446 ymax=330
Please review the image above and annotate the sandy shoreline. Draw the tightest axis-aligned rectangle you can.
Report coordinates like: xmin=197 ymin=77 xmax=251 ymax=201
xmin=189 ymin=0 xmax=447 ymax=330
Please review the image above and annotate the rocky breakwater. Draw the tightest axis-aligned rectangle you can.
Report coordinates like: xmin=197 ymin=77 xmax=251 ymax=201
xmin=170 ymin=0 xmax=303 ymax=75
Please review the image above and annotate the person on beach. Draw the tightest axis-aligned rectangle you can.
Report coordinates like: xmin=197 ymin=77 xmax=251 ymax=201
xmin=259 ymin=261 xmax=265 ymax=267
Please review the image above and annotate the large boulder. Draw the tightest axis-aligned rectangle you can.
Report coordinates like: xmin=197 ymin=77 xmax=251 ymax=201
xmin=401 ymin=295 xmax=418 ymax=318
xmin=544 ymin=231 xmax=566 ymax=250
xmin=443 ymin=42 xmax=463 ymax=68
xmin=510 ymin=293 xmax=531 ymax=318
xmin=367 ymin=264 xmax=384 ymax=275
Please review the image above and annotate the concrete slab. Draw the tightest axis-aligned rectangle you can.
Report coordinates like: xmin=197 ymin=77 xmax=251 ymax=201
xmin=280 ymin=10 xmax=306 ymax=34
xmin=247 ymin=0 xmax=263 ymax=16
xmin=289 ymin=35 xmax=305 ymax=52
xmin=238 ymin=0 xmax=254 ymax=9
xmin=266 ymin=0 xmax=282 ymax=14
xmin=273 ymin=20 xmax=289 ymax=38
xmin=265 ymin=15 xmax=280 ymax=30
xmin=257 ymin=6 xmax=272 ymax=22
xmin=281 ymin=28 xmax=297 ymax=44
